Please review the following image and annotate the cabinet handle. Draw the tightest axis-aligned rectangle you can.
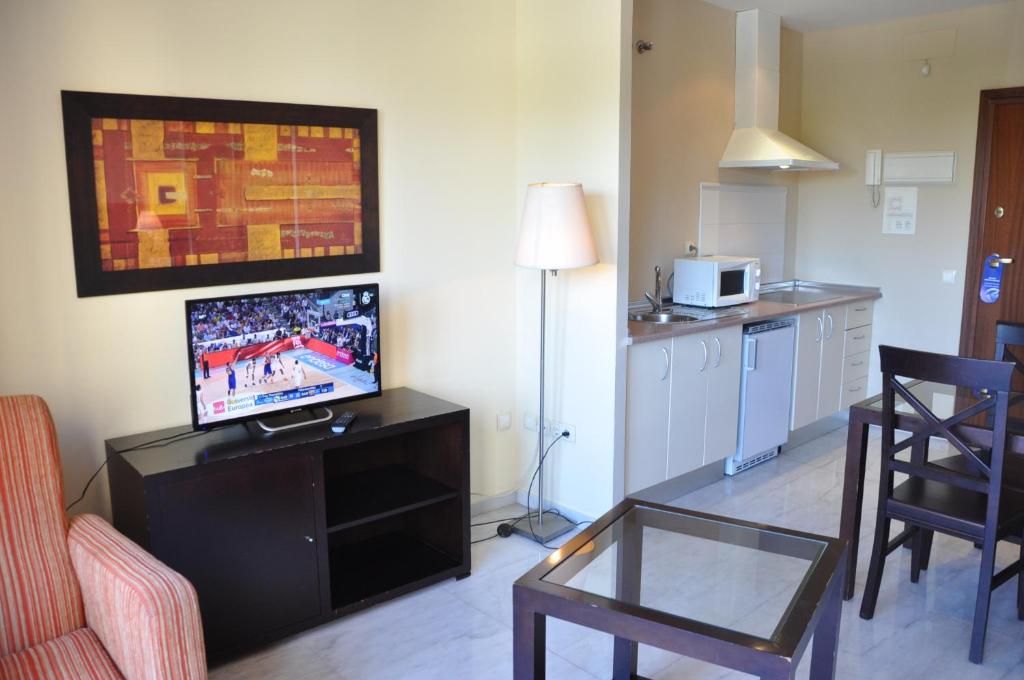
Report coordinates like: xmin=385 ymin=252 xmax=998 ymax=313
xmin=816 ymin=316 xmax=823 ymax=343
xmin=848 ymin=386 xmax=863 ymax=392
xmin=854 ymin=306 xmax=867 ymax=312
xmin=699 ymin=339 xmax=709 ymax=372
xmin=661 ymin=347 xmax=670 ymax=381
xmin=304 ymin=535 xmax=314 ymax=544
xmin=851 ymin=360 xmax=864 ymax=366
xmin=825 ymin=312 xmax=834 ymax=340
xmin=853 ymin=334 xmax=866 ymax=340
xmin=713 ymin=337 xmax=722 ymax=368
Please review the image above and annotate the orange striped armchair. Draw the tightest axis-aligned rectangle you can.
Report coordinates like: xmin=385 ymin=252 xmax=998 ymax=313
xmin=0 ymin=396 xmax=207 ymax=679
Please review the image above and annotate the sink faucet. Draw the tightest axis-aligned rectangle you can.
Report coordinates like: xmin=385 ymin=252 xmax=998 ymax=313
xmin=644 ymin=265 xmax=663 ymax=313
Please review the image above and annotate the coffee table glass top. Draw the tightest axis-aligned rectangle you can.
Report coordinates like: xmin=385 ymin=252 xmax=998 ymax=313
xmin=538 ymin=505 xmax=829 ymax=641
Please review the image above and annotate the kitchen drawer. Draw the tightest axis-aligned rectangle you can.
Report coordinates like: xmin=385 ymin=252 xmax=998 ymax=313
xmin=841 ymin=377 xmax=869 ymax=409
xmin=845 ymin=301 xmax=873 ymax=330
xmin=843 ymin=351 xmax=870 ymax=384
xmin=844 ymin=327 xmax=871 ymax=357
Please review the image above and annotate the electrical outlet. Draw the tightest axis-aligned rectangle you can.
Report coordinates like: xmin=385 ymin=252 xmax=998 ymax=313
xmin=523 ymin=413 xmax=537 ymax=431
xmin=554 ymin=422 xmax=576 ymax=443
xmin=497 ymin=412 xmax=511 ymax=431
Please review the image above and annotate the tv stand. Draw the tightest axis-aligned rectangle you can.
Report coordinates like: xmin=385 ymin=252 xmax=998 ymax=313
xmin=105 ymin=388 xmax=470 ymax=662
xmin=253 ymin=406 xmax=333 ymax=432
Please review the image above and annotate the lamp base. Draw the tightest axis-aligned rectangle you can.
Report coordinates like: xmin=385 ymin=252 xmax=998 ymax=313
xmin=509 ymin=510 xmax=575 ymax=544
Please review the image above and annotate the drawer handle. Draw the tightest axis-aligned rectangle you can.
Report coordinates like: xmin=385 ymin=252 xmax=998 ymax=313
xmin=851 ymin=361 xmax=864 ymax=367
xmin=853 ymin=334 xmax=866 ymax=340
xmin=848 ymin=386 xmax=863 ymax=392
xmin=854 ymin=306 xmax=867 ymax=312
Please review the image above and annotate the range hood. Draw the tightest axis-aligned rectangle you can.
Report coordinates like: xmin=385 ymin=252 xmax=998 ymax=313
xmin=720 ymin=9 xmax=838 ymax=171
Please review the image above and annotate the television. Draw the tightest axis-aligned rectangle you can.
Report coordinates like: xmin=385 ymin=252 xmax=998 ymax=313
xmin=186 ymin=284 xmax=380 ymax=430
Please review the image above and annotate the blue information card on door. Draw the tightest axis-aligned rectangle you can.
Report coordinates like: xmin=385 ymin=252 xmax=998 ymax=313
xmin=980 ymin=254 xmax=1004 ymax=304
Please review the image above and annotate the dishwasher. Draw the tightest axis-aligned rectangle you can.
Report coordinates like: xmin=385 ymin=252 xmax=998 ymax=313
xmin=725 ymin=319 xmax=796 ymax=475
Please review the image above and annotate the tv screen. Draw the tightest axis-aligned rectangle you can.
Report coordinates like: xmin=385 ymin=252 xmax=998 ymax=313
xmin=186 ymin=284 xmax=380 ymax=429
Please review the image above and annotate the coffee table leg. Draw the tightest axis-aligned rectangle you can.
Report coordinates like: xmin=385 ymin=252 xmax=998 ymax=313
xmin=808 ymin=580 xmax=843 ymax=680
xmin=513 ymin=593 xmax=545 ymax=680
xmin=612 ymin=510 xmax=643 ymax=679
xmin=839 ymin=416 xmax=869 ymax=600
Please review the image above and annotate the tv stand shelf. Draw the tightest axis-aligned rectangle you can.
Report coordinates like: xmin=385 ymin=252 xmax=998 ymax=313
xmin=106 ymin=387 xmax=470 ymax=662
xmin=324 ymin=465 xmax=458 ymax=532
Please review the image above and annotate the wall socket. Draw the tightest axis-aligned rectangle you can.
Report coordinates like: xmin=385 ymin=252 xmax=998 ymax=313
xmin=522 ymin=413 xmax=576 ymax=443
xmin=496 ymin=411 xmax=511 ymax=431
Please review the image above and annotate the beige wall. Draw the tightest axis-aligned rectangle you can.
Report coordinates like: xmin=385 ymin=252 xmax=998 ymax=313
xmin=0 ymin=0 xmax=522 ymax=515
xmin=796 ymin=1 xmax=1024 ymax=392
xmin=514 ymin=0 xmax=627 ymax=519
xmin=628 ymin=0 xmax=803 ymax=301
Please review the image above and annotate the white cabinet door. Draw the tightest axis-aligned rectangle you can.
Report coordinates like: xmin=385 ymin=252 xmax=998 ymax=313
xmin=703 ymin=327 xmax=743 ymax=465
xmin=791 ymin=310 xmax=823 ymax=431
xmin=666 ymin=333 xmax=710 ymax=478
xmin=624 ymin=342 xmax=672 ymax=495
xmin=817 ymin=308 xmax=845 ymax=418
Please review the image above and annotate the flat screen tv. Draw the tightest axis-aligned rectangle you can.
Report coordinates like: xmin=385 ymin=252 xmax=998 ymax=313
xmin=186 ymin=284 xmax=380 ymax=430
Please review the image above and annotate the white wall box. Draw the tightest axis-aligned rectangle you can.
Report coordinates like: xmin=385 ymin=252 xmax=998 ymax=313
xmin=883 ymin=151 xmax=956 ymax=184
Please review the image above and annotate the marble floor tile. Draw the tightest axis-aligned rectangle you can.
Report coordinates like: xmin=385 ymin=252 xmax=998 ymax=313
xmin=212 ymin=425 xmax=1024 ymax=679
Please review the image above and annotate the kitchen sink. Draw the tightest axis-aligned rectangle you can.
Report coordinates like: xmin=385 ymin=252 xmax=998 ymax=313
xmin=629 ymin=312 xmax=701 ymax=324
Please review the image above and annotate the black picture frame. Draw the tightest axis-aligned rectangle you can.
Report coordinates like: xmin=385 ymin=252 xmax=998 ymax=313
xmin=61 ymin=90 xmax=380 ymax=297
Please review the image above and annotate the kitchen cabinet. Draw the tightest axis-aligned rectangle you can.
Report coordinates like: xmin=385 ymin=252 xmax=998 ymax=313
xmin=624 ymin=326 xmax=742 ymax=494
xmin=624 ymin=341 xmax=672 ymax=494
xmin=664 ymin=327 xmax=743 ymax=478
xmin=791 ymin=302 xmax=875 ymax=430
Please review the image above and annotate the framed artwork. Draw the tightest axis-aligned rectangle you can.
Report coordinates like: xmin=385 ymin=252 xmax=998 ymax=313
xmin=61 ymin=90 xmax=379 ymax=297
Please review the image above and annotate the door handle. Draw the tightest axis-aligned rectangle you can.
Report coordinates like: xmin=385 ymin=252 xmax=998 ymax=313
xmin=825 ymin=312 xmax=834 ymax=340
xmin=816 ymin=316 xmax=823 ymax=343
xmin=987 ymin=255 xmax=1014 ymax=267
xmin=713 ymin=337 xmax=722 ymax=368
xmin=699 ymin=339 xmax=708 ymax=372
xmin=660 ymin=347 xmax=670 ymax=381
xmin=745 ymin=336 xmax=757 ymax=371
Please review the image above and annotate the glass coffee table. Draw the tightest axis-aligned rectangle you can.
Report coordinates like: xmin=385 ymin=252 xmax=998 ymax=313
xmin=513 ymin=499 xmax=847 ymax=679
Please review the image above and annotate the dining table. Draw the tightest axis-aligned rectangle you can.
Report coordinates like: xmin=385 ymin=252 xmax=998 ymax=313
xmin=838 ymin=379 xmax=1024 ymax=600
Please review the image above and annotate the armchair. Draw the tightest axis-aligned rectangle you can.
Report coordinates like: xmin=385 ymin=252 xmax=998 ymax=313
xmin=0 ymin=395 xmax=206 ymax=679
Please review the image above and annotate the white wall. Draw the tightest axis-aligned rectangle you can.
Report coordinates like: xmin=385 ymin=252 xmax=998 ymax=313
xmin=514 ymin=0 xmax=627 ymax=519
xmin=796 ymin=1 xmax=1024 ymax=392
xmin=0 ymin=0 xmax=522 ymax=515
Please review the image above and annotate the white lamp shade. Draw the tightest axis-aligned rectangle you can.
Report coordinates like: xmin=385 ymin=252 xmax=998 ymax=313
xmin=515 ymin=182 xmax=598 ymax=270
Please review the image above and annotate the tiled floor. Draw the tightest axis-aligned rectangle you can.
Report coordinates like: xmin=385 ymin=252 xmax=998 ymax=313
xmin=211 ymin=426 xmax=1024 ymax=678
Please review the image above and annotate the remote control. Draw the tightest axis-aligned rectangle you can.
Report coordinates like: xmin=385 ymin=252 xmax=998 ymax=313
xmin=331 ymin=411 xmax=357 ymax=433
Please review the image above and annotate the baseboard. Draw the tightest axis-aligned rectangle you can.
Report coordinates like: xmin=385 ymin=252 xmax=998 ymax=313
xmin=628 ymin=457 xmax=726 ymax=505
xmin=470 ymin=491 xmax=517 ymax=517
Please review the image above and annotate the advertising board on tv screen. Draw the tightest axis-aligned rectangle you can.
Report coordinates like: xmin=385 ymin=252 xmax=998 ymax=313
xmin=187 ymin=284 xmax=380 ymax=429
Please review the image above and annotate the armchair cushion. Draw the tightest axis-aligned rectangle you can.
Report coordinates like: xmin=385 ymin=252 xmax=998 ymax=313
xmin=68 ymin=514 xmax=206 ymax=680
xmin=0 ymin=627 xmax=121 ymax=679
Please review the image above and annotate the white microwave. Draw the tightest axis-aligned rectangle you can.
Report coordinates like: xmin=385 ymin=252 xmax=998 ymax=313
xmin=673 ymin=255 xmax=760 ymax=307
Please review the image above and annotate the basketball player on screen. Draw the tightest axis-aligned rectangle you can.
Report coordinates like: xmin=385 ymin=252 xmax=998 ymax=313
xmin=245 ymin=357 xmax=257 ymax=388
xmin=226 ymin=363 xmax=237 ymax=397
xmin=274 ymin=352 xmax=287 ymax=379
xmin=262 ymin=355 xmax=274 ymax=384
xmin=293 ymin=360 xmax=306 ymax=389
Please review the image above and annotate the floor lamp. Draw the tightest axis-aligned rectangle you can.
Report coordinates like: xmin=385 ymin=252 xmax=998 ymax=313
xmin=512 ymin=182 xmax=598 ymax=543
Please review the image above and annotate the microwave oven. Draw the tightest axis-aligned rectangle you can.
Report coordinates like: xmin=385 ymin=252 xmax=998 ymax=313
xmin=673 ymin=255 xmax=760 ymax=307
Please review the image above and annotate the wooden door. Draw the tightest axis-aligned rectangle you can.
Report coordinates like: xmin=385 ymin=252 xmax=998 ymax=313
xmin=961 ymin=89 xmax=1024 ymax=366
xmin=703 ymin=326 xmax=743 ymax=465
xmin=791 ymin=309 xmax=823 ymax=430
xmin=624 ymin=342 xmax=672 ymax=494
xmin=817 ymin=307 xmax=846 ymax=418
xmin=666 ymin=333 xmax=710 ymax=478
xmin=154 ymin=452 xmax=322 ymax=653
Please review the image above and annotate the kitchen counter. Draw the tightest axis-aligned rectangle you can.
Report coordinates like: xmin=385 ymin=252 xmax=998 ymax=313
xmin=627 ymin=281 xmax=881 ymax=345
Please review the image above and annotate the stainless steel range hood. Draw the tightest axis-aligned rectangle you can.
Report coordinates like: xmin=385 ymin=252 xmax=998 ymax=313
xmin=720 ymin=9 xmax=838 ymax=172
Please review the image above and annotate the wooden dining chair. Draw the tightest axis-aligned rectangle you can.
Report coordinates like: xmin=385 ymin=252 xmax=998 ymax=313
xmin=859 ymin=345 xmax=1024 ymax=664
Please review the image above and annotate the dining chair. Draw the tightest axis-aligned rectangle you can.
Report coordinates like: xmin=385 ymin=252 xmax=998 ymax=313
xmin=859 ymin=345 xmax=1024 ymax=664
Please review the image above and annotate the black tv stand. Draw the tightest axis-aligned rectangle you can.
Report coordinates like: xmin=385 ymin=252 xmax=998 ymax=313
xmin=105 ymin=388 xmax=470 ymax=662
xmin=253 ymin=405 xmax=333 ymax=432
